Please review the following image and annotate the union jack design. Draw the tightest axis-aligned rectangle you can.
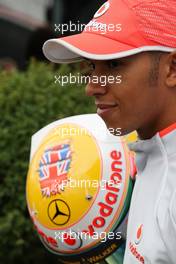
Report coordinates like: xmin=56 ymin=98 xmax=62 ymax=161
xmin=38 ymin=143 xmax=72 ymax=197
xmin=40 ymin=144 xmax=71 ymax=166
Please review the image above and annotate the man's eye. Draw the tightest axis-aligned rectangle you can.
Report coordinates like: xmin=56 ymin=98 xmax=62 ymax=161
xmin=88 ymin=62 xmax=95 ymax=71
xmin=108 ymin=60 xmax=121 ymax=69
xmin=82 ymin=61 xmax=95 ymax=76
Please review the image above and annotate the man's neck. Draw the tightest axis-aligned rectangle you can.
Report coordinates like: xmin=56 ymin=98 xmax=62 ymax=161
xmin=137 ymin=118 xmax=176 ymax=140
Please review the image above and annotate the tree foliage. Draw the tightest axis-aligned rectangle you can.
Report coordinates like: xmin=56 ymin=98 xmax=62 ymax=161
xmin=0 ymin=61 xmax=95 ymax=264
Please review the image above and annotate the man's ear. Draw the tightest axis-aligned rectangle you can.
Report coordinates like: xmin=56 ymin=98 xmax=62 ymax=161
xmin=165 ymin=51 xmax=176 ymax=88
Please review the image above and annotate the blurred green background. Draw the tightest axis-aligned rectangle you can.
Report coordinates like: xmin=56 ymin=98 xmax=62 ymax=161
xmin=0 ymin=1 xmax=124 ymax=263
xmin=0 ymin=61 xmax=95 ymax=264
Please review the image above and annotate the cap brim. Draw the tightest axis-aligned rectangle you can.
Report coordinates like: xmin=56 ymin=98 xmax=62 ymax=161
xmin=43 ymin=32 xmax=137 ymax=64
xmin=43 ymin=32 xmax=175 ymax=64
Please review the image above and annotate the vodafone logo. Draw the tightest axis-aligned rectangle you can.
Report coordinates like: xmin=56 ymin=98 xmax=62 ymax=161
xmin=128 ymin=224 xmax=145 ymax=263
xmin=94 ymin=2 xmax=110 ymax=19
xmin=62 ymin=231 xmax=82 ymax=250
xmin=81 ymin=150 xmax=123 ymax=236
xmin=135 ymin=224 xmax=143 ymax=245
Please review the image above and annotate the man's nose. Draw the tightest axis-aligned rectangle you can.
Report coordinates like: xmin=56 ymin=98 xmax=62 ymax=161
xmin=85 ymin=82 xmax=107 ymax=97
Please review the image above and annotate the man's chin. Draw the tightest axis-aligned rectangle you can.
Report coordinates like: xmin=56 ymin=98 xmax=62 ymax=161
xmin=98 ymin=115 xmax=135 ymax=137
xmin=106 ymin=123 xmax=134 ymax=137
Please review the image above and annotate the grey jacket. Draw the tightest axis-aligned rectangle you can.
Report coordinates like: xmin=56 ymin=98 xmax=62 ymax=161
xmin=124 ymin=124 xmax=176 ymax=264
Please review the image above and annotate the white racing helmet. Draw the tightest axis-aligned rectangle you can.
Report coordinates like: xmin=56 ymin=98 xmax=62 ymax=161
xmin=26 ymin=114 xmax=136 ymax=263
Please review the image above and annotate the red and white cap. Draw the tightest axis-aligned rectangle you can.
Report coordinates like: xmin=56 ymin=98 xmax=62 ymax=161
xmin=43 ymin=0 xmax=176 ymax=63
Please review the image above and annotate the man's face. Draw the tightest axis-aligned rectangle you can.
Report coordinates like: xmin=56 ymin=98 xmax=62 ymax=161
xmin=85 ymin=52 xmax=166 ymax=137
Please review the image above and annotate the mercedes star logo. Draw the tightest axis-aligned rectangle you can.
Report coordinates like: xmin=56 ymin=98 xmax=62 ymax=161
xmin=47 ymin=199 xmax=71 ymax=225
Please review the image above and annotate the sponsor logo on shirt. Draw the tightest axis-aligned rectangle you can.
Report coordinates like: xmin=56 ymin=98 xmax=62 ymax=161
xmin=135 ymin=224 xmax=143 ymax=245
xmin=129 ymin=224 xmax=145 ymax=263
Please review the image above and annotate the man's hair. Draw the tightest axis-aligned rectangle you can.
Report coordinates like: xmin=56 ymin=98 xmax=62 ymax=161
xmin=148 ymin=51 xmax=165 ymax=87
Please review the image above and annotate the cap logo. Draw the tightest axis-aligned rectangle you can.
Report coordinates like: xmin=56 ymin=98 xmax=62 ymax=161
xmin=94 ymin=2 xmax=110 ymax=19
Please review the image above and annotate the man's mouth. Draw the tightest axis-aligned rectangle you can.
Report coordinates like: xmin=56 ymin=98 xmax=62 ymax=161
xmin=96 ymin=103 xmax=118 ymax=115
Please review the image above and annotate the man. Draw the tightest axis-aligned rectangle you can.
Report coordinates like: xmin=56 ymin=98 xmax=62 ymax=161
xmin=43 ymin=0 xmax=176 ymax=263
